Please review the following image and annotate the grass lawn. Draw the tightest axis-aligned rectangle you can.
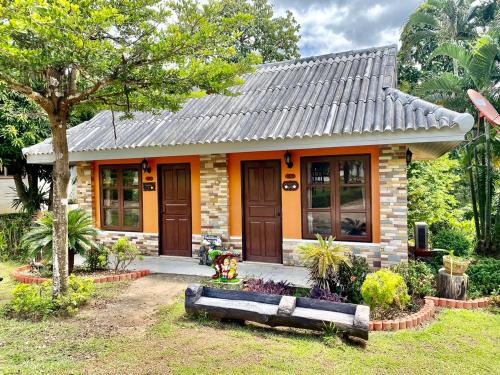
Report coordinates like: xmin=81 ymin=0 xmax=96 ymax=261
xmin=0 ymin=262 xmax=499 ymax=374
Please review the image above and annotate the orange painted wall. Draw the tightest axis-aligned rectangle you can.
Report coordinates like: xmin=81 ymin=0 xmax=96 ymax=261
xmin=228 ymin=146 xmax=381 ymax=243
xmin=93 ymin=156 xmax=201 ymax=234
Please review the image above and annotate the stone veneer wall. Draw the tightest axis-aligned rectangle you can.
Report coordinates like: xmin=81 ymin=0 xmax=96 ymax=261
xmin=379 ymin=145 xmax=408 ymax=267
xmin=200 ymin=154 xmax=230 ymax=243
xmin=75 ymin=162 xmax=95 ymax=219
xmin=96 ymin=231 xmax=159 ymax=256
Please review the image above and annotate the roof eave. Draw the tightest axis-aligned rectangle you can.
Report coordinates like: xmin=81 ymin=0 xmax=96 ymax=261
xmin=25 ymin=123 xmax=472 ymax=164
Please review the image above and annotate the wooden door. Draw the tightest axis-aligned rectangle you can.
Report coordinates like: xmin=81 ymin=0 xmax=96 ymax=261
xmin=243 ymin=160 xmax=282 ymax=263
xmin=159 ymin=164 xmax=192 ymax=256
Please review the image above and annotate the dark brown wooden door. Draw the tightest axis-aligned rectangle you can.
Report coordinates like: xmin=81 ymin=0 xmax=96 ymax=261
xmin=159 ymin=164 xmax=192 ymax=256
xmin=243 ymin=160 xmax=282 ymax=263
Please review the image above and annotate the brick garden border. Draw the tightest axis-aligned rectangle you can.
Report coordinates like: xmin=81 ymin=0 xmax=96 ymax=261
xmin=368 ymin=296 xmax=492 ymax=331
xmin=10 ymin=265 xmax=152 ymax=284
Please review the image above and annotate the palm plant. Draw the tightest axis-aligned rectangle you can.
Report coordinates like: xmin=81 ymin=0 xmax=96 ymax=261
xmin=298 ymin=234 xmax=351 ymax=291
xmin=22 ymin=209 xmax=97 ymax=273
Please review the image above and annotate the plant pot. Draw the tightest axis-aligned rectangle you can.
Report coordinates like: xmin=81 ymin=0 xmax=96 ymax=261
xmin=443 ymin=255 xmax=470 ymax=276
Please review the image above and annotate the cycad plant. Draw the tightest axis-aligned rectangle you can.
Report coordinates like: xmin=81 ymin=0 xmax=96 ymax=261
xmin=298 ymin=234 xmax=351 ymax=291
xmin=22 ymin=209 xmax=97 ymax=273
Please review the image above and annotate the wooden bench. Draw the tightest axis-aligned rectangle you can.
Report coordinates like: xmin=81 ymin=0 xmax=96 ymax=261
xmin=185 ymin=284 xmax=370 ymax=340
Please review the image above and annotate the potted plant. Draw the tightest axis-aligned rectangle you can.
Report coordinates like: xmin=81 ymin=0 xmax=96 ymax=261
xmin=442 ymin=250 xmax=470 ymax=276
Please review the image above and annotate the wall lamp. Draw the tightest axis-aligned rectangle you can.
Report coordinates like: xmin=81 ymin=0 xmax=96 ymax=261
xmin=284 ymin=151 xmax=293 ymax=169
xmin=141 ymin=158 xmax=151 ymax=173
xmin=406 ymin=149 xmax=413 ymax=165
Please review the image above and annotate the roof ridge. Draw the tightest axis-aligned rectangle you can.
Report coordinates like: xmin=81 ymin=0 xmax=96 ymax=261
xmin=257 ymin=44 xmax=398 ymax=69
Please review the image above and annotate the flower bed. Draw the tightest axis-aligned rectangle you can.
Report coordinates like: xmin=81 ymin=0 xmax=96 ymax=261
xmin=10 ymin=265 xmax=151 ymax=284
xmin=368 ymin=296 xmax=492 ymax=331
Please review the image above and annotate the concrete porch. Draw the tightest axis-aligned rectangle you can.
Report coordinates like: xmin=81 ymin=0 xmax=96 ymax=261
xmin=76 ymin=255 xmax=310 ymax=287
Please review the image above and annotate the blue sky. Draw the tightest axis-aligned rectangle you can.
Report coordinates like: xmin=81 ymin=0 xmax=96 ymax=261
xmin=272 ymin=0 xmax=423 ymax=57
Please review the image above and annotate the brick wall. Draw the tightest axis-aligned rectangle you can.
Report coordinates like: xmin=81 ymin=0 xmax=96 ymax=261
xmin=200 ymin=154 xmax=230 ymax=243
xmin=96 ymin=231 xmax=159 ymax=256
xmin=379 ymin=145 xmax=408 ymax=267
xmin=75 ymin=162 xmax=95 ymax=220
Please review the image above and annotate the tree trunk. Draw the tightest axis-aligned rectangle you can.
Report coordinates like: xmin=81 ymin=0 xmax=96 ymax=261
xmin=49 ymin=113 xmax=70 ymax=297
xmin=437 ymin=268 xmax=468 ymax=300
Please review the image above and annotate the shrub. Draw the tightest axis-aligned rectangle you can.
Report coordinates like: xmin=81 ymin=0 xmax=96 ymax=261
xmin=309 ymin=287 xmax=345 ymax=302
xmin=84 ymin=244 xmax=109 ymax=272
xmin=3 ymin=275 xmax=94 ymax=320
xmin=109 ymin=238 xmax=143 ymax=273
xmin=431 ymin=227 xmax=471 ymax=257
xmin=244 ymin=279 xmax=294 ymax=296
xmin=330 ymin=253 xmax=370 ymax=304
xmin=0 ymin=213 xmax=32 ymax=261
xmin=467 ymin=257 xmax=500 ymax=298
xmin=391 ymin=260 xmax=436 ymax=298
xmin=21 ymin=209 xmax=97 ymax=272
xmin=298 ymin=234 xmax=351 ymax=290
xmin=361 ymin=269 xmax=410 ymax=311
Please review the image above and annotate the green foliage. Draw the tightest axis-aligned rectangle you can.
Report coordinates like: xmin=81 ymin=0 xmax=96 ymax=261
xmin=467 ymin=257 xmax=500 ymax=298
xmin=21 ymin=209 xmax=97 ymax=261
xmin=408 ymin=154 xmax=473 ymax=237
xmin=219 ymin=0 xmax=300 ymax=63
xmin=83 ymin=244 xmax=109 ymax=272
xmin=108 ymin=238 xmax=143 ymax=273
xmin=391 ymin=261 xmax=436 ymax=298
xmin=361 ymin=269 xmax=410 ymax=311
xmin=298 ymin=234 xmax=351 ymax=290
xmin=330 ymin=253 xmax=370 ymax=304
xmin=0 ymin=213 xmax=32 ymax=261
xmin=431 ymin=225 xmax=472 ymax=257
xmin=3 ymin=275 xmax=94 ymax=320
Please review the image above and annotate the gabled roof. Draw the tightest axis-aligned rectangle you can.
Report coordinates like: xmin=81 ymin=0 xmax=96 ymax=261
xmin=24 ymin=45 xmax=473 ymax=163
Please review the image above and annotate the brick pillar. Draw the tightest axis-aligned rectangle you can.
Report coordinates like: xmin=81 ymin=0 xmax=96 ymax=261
xmin=200 ymin=154 xmax=229 ymax=242
xmin=75 ymin=162 xmax=95 ymax=220
xmin=379 ymin=145 xmax=408 ymax=267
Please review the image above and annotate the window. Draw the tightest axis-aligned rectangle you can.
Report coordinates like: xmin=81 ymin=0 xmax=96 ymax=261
xmin=100 ymin=165 xmax=142 ymax=231
xmin=301 ymin=155 xmax=371 ymax=242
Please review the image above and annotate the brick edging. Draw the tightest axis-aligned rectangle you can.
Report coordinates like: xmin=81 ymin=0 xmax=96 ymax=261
xmin=10 ymin=265 xmax=152 ymax=284
xmin=369 ymin=296 xmax=492 ymax=331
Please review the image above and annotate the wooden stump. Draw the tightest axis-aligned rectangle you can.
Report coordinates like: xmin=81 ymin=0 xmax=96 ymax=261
xmin=437 ymin=268 xmax=468 ymax=300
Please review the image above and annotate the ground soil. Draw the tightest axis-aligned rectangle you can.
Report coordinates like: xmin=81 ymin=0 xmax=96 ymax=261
xmin=77 ymin=273 xmax=203 ymax=337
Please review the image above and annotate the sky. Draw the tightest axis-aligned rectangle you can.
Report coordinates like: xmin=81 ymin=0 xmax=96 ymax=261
xmin=272 ymin=0 xmax=424 ymax=57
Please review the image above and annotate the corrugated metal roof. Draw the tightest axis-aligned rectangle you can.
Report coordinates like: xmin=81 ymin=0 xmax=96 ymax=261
xmin=23 ymin=45 xmax=471 ymax=157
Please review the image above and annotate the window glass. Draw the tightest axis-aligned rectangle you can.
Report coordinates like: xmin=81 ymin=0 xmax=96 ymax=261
xmin=102 ymin=169 xmax=118 ymax=186
xmin=340 ymin=213 xmax=367 ymax=236
xmin=104 ymin=208 xmax=120 ymax=227
xmin=307 ymin=186 xmax=331 ymax=209
xmin=307 ymin=162 xmax=330 ymax=184
xmin=103 ymin=189 xmax=119 ymax=207
xmin=340 ymin=160 xmax=365 ymax=184
xmin=123 ymin=169 xmax=139 ymax=186
xmin=307 ymin=211 xmax=332 ymax=235
xmin=340 ymin=186 xmax=365 ymax=210
xmin=123 ymin=209 xmax=140 ymax=227
xmin=123 ymin=189 xmax=140 ymax=207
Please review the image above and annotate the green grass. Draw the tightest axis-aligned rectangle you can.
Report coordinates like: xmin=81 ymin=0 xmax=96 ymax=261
xmin=0 ymin=261 xmax=499 ymax=374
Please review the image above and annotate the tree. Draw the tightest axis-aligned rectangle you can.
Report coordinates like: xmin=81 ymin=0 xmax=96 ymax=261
xmin=0 ymin=88 xmax=52 ymax=213
xmin=220 ymin=0 xmax=300 ymax=63
xmin=399 ymin=0 xmax=498 ymax=92
xmin=0 ymin=0 xmax=259 ymax=296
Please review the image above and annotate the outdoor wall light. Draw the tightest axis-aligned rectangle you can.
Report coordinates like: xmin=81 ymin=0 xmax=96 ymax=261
xmin=141 ymin=158 xmax=151 ymax=173
xmin=284 ymin=151 xmax=293 ymax=169
xmin=406 ymin=149 xmax=413 ymax=165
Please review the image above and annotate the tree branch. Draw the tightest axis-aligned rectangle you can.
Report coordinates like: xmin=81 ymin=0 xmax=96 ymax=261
xmin=0 ymin=72 xmax=52 ymax=111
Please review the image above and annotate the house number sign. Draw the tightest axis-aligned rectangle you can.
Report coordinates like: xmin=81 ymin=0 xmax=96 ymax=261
xmin=282 ymin=180 xmax=299 ymax=191
xmin=143 ymin=182 xmax=156 ymax=191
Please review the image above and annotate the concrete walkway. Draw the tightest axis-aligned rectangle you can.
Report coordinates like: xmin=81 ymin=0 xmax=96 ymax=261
xmin=76 ymin=255 xmax=310 ymax=287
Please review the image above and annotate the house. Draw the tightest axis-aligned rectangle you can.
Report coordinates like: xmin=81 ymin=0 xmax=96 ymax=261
xmin=23 ymin=45 xmax=473 ymax=269
xmin=0 ymin=165 xmax=18 ymax=214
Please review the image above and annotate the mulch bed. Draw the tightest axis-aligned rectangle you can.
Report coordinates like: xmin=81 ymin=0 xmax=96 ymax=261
xmin=10 ymin=265 xmax=151 ymax=284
